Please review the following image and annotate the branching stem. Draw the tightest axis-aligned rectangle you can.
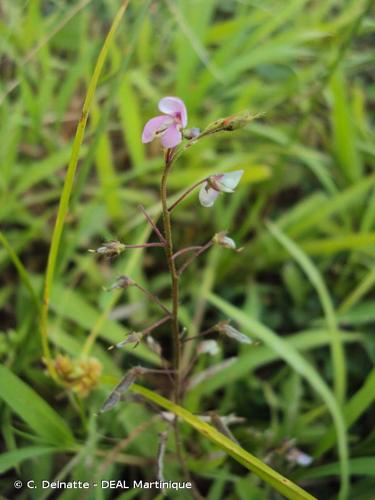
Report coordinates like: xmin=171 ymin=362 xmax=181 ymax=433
xmin=178 ymin=240 xmax=213 ymax=275
xmin=168 ymin=178 xmax=206 ymax=213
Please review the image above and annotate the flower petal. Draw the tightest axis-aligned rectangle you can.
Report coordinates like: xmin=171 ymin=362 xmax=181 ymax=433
xmin=199 ymin=184 xmax=220 ymax=207
xmin=161 ymin=124 xmax=182 ymax=148
xmin=220 ymin=170 xmax=244 ymax=191
xmin=142 ymin=115 xmax=171 ymax=143
xmin=158 ymin=96 xmax=187 ymax=127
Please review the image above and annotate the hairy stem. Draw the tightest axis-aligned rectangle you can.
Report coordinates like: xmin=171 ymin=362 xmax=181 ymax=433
xmin=160 ymin=151 xmax=204 ymax=500
xmin=160 ymin=153 xmax=181 ymax=399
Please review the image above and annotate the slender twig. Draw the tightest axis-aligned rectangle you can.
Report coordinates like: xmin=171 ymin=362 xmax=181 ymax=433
xmin=168 ymin=179 xmax=206 ymax=213
xmin=108 ymin=315 xmax=171 ymax=350
xmin=142 ymin=315 xmax=172 ymax=336
xmin=95 ymin=416 xmax=159 ymax=479
xmin=133 ymin=282 xmax=172 ymax=316
xmin=172 ymin=246 xmax=203 ymax=260
xmin=125 ymin=242 xmax=165 ymax=248
xmin=182 ymin=326 xmax=217 ymax=343
xmin=138 ymin=204 xmax=166 ymax=243
xmin=178 ymin=241 xmax=213 ymax=275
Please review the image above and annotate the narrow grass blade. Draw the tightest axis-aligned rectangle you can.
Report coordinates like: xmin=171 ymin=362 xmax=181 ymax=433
xmin=266 ymin=221 xmax=346 ymax=404
xmin=131 ymin=384 xmax=316 ymax=500
xmin=315 ymin=367 xmax=375 ymax=456
xmin=39 ymin=0 xmax=130 ymax=376
xmin=0 ymin=447 xmax=59 ymax=474
xmin=207 ymin=293 xmax=349 ymax=500
xmin=0 ymin=365 xmax=75 ymax=446
xmin=0 ymin=230 xmax=40 ymax=309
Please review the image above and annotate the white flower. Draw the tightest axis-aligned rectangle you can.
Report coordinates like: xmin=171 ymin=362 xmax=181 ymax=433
xmin=199 ymin=170 xmax=244 ymax=207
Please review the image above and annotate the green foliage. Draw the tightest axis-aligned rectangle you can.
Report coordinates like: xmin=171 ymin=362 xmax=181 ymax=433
xmin=0 ymin=0 xmax=374 ymax=499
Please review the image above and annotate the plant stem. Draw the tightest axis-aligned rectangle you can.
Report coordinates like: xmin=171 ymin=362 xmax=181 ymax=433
xmin=125 ymin=242 xmax=165 ymax=248
xmin=172 ymin=245 xmax=203 ymax=260
xmin=138 ymin=204 xmax=166 ymax=243
xmin=178 ymin=240 xmax=213 ymax=275
xmin=168 ymin=178 xmax=206 ymax=213
xmin=160 ymin=151 xmax=204 ymax=500
xmin=160 ymin=153 xmax=181 ymax=400
xmin=133 ymin=282 xmax=172 ymax=316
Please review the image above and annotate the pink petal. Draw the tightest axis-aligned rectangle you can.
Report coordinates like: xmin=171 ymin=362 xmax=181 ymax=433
xmin=199 ymin=184 xmax=220 ymax=207
xmin=142 ymin=115 xmax=171 ymax=143
xmin=158 ymin=96 xmax=187 ymax=127
xmin=161 ymin=124 xmax=182 ymax=148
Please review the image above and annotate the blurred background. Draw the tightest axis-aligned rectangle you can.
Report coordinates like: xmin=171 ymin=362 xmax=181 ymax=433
xmin=1 ymin=0 xmax=375 ymax=499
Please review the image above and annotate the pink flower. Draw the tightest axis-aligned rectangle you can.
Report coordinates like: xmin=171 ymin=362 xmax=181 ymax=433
xmin=142 ymin=96 xmax=187 ymax=148
xmin=199 ymin=170 xmax=244 ymax=207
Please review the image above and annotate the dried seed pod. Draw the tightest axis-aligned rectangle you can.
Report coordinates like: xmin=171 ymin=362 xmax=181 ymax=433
xmin=88 ymin=241 xmax=126 ymax=258
xmin=156 ymin=431 xmax=168 ymax=482
xmin=109 ymin=332 xmax=144 ymax=350
xmin=215 ymin=321 xmax=253 ymax=344
xmin=100 ymin=366 xmax=145 ymax=413
xmin=106 ymin=275 xmax=136 ymax=291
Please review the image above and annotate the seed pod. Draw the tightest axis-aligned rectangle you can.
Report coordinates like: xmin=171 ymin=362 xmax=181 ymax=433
xmin=88 ymin=241 xmax=125 ymax=258
xmin=106 ymin=275 xmax=135 ymax=291
xmin=215 ymin=321 xmax=253 ymax=344
xmin=110 ymin=332 xmax=144 ymax=350
xmin=100 ymin=366 xmax=144 ymax=413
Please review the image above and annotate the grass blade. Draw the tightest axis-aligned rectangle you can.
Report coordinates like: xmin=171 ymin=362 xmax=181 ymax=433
xmin=39 ymin=0 xmax=130 ymax=377
xmin=266 ymin=221 xmax=346 ymax=404
xmin=0 ymin=365 xmax=75 ymax=446
xmin=207 ymin=293 xmax=349 ymax=500
xmin=131 ymin=384 xmax=316 ymax=500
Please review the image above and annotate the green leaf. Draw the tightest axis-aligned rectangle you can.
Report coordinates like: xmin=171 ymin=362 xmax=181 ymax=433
xmin=266 ymin=221 xmax=346 ymax=404
xmin=207 ymin=292 xmax=349 ymax=500
xmin=296 ymin=457 xmax=375 ymax=480
xmin=329 ymin=67 xmax=363 ymax=183
xmin=0 ymin=447 xmax=59 ymax=474
xmin=131 ymin=384 xmax=316 ymax=500
xmin=0 ymin=365 xmax=75 ymax=446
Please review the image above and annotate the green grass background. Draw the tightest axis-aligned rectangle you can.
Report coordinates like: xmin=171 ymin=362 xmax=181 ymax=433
xmin=1 ymin=0 xmax=375 ymax=499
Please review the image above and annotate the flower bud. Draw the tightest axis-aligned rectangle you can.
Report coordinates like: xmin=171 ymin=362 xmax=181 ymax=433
xmin=221 ymin=111 xmax=259 ymax=131
xmin=89 ymin=241 xmax=125 ymax=258
xmin=183 ymin=127 xmax=201 ymax=140
xmin=213 ymin=231 xmax=237 ymax=250
xmin=203 ymin=111 xmax=261 ymax=135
